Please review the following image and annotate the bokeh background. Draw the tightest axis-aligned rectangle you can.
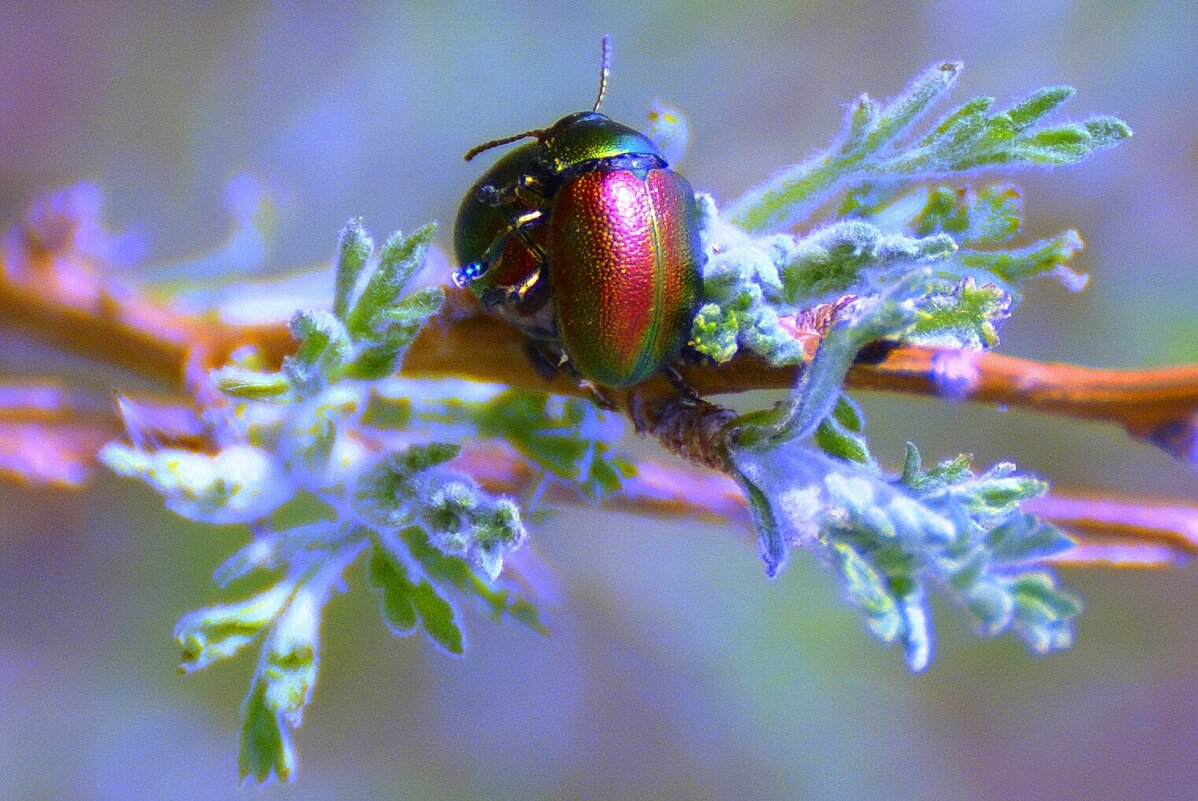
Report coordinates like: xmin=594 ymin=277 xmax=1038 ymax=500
xmin=3 ymin=1 xmax=1198 ymax=799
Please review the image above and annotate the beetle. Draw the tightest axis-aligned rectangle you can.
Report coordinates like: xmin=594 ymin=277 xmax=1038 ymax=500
xmin=452 ymin=37 xmax=704 ymax=388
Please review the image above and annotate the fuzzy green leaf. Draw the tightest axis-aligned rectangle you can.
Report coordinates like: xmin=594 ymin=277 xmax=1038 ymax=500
xmin=369 ymin=546 xmax=419 ymax=634
xmin=815 ymin=396 xmax=874 ymax=465
xmin=832 ymin=542 xmax=902 ymax=642
xmin=860 ymin=61 xmax=964 ymax=154
xmin=284 ymin=310 xmax=352 ymax=391
xmin=1002 ymin=86 xmax=1075 ymax=129
xmin=212 ymin=366 xmax=291 ymax=399
xmin=470 ymin=389 xmax=628 ymax=501
xmin=908 ymin=278 xmax=1010 ymax=349
xmin=779 ymin=220 xmax=956 ymax=303
xmin=1009 ymin=572 xmax=1081 ymax=653
xmin=419 ymin=480 xmax=527 ymax=579
xmin=912 ymin=184 xmax=1022 ymax=244
xmin=689 ymin=301 xmax=742 ymax=363
xmin=958 ymin=230 xmax=1087 ymax=290
xmin=368 ymin=541 xmax=464 ymax=654
xmin=240 ymin=679 xmax=296 ymax=785
xmin=954 ymin=117 xmax=1132 ymax=170
xmin=472 ymin=390 xmax=589 ymax=476
xmin=987 ymin=512 xmax=1075 ymax=563
xmin=408 ymin=576 xmax=465 ymax=654
xmin=339 ymin=286 xmax=444 ymax=380
xmin=1012 ymin=572 xmax=1081 ymax=619
xmin=345 ymin=223 xmax=436 ymax=338
xmin=398 ymin=527 xmax=547 ymax=634
xmin=339 ymin=322 xmax=412 ymax=380
xmin=965 ymin=580 xmax=1016 ymax=636
xmin=726 ymin=62 xmax=963 ymax=233
xmin=914 ymin=96 xmax=995 ymax=150
xmin=353 ymin=443 xmax=461 ymax=528
xmin=735 ymin=467 xmax=788 ymax=578
xmin=384 ymin=285 xmax=444 ymax=324
xmin=175 ymin=585 xmax=291 ymax=672
xmin=359 ymin=393 xmax=412 ymax=430
xmin=332 ymin=218 xmax=372 ymax=321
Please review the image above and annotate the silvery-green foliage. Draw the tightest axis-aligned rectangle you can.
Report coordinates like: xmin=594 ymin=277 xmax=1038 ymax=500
xmin=712 ymin=62 xmax=1118 ymax=669
xmin=726 ymin=65 xmax=1128 ymax=234
xmin=692 ymin=63 xmax=1126 ymax=367
xmin=731 ymin=433 xmax=1078 ymax=671
xmin=102 ymin=222 xmax=626 ymax=783
xmin=99 ymin=60 xmax=1131 ymax=783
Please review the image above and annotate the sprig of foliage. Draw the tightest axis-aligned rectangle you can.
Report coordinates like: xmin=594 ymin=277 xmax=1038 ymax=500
xmin=102 ymin=222 xmax=626 ymax=782
xmin=693 ymin=62 xmax=1124 ymax=369
xmin=708 ymin=61 xmax=1118 ymax=667
xmin=731 ymin=411 xmax=1078 ymax=670
xmin=726 ymin=63 xmax=1129 ymax=234
xmin=97 ymin=60 xmax=1131 ymax=783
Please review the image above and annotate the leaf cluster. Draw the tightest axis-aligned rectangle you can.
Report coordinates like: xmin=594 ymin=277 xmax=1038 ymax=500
xmin=733 ymin=395 xmax=1078 ymax=670
xmin=693 ymin=63 xmax=1125 ymax=368
xmin=97 ymin=59 xmax=1133 ymax=783
xmin=701 ymin=61 xmax=1128 ymax=668
xmin=103 ymin=222 xmax=632 ymax=782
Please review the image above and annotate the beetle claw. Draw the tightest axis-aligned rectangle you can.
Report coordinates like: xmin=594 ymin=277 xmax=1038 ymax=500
xmin=579 ymin=380 xmax=618 ymax=411
xmin=522 ymin=341 xmax=564 ymax=383
xmin=451 ymin=261 xmax=487 ymax=287
xmin=663 ymin=366 xmax=701 ymax=405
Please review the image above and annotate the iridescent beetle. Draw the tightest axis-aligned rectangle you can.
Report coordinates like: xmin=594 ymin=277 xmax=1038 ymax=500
xmin=452 ymin=37 xmax=703 ymax=388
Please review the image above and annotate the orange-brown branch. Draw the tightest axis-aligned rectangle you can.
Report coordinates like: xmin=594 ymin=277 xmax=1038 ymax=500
xmin=6 ymin=220 xmax=1198 ymax=563
xmin=6 ymin=239 xmax=1198 ymax=448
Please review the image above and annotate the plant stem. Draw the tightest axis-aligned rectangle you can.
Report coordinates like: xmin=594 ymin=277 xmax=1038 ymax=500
xmin=6 ymin=247 xmax=1198 ymax=451
xmin=5 ymin=241 xmax=1198 ymax=557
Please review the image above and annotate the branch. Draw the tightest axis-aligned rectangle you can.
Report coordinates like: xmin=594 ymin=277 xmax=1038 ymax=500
xmin=8 ymin=242 xmax=1197 ymax=457
xmin=456 ymin=444 xmax=1198 ymax=568
xmin=5 ymin=209 xmax=1198 ymax=564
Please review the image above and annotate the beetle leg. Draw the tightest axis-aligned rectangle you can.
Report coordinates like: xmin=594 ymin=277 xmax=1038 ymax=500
xmin=508 ymin=209 xmax=547 ymax=261
xmin=451 ymin=260 xmax=487 ymax=287
xmin=451 ymin=207 xmax=546 ymax=290
xmin=523 ymin=340 xmax=563 ymax=382
xmin=514 ymin=173 xmax=553 ymax=204
xmin=579 ymin=381 xmax=619 ymax=411
xmin=663 ymin=365 xmax=701 ymax=405
xmin=506 ymin=266 xmax=545 ymax=306
xmin=476 ymin=171 xmax=554 ymax=208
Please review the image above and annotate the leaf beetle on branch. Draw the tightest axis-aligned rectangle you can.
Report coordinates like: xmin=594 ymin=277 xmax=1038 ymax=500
xmin=452 ymin=36 xmax=704 ymax=388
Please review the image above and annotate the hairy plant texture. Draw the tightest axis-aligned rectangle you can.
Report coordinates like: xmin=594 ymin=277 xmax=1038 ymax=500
xmin=95 ymin=61 xmax=1131 ymax=782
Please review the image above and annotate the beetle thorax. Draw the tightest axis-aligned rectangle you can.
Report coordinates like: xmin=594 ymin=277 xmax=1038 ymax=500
xmin=539 ymin=112 xmax=665 ymax=174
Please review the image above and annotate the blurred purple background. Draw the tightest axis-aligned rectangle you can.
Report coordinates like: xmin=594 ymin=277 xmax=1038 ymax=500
xmin=3 ymin=1 xmax=1198 ymax=798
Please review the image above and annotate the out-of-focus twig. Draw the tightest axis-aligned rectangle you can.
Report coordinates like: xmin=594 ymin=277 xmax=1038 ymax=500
xmin=456 ymin=444 xmax=1198 ymax=568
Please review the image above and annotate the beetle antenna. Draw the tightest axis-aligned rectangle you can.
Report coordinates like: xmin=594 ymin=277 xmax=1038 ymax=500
xmin=592 ymin=34 xmax=612 ymax=112
xmin=463 ymin=129 xmax=544 ymax=162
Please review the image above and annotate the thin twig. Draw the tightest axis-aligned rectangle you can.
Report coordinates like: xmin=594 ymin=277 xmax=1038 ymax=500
xmin=456 ymin=444 xmax=1198 ymax=568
